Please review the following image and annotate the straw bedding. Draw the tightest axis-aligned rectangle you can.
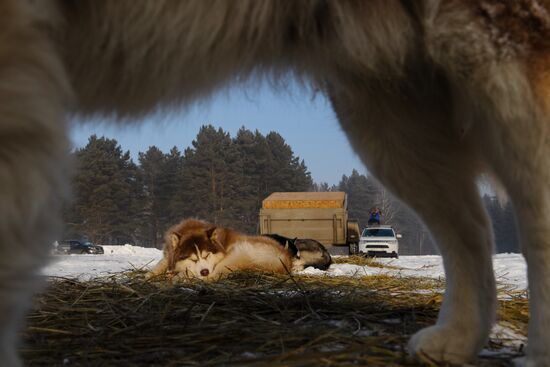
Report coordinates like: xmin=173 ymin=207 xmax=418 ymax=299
xmin=22 ymin=260 xmax=527 ymax=366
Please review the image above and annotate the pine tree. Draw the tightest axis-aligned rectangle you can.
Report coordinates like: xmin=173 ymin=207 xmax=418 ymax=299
xmin=70 ymin=135 xmax=141 ymax=245
xmin=179 ymin=125 xmax=240 ymax=226
xmin=232 ymin=127 xmax=266 ymax=232
xmin=265 ymin=131 xmax=312 ymax=193
xmin=138 ymin=146 xmax=167 ymax=246
xmin=310 ymin=182 xmax=334 ymax=192
xmin=337 ymin=170 xmax=376 ymax=228
xmin=164 ymin=147 xmax=185 ymax=226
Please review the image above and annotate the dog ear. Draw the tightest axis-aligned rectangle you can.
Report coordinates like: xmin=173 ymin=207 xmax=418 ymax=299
xmin=208 ymin=227 xmax=226 ymax=247
xmin=169 ymin=232 xmax=181 ymax=249
xmin=206 ymin=226 xmax=217 ymax=239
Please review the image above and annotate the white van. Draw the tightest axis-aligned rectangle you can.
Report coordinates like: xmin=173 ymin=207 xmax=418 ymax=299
xmin=358 ymin=225 xmax=401 ymax=258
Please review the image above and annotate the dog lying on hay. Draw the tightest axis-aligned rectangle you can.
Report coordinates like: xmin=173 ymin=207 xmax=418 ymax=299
xmin=147 ymin=219 xmax=301 ymax=280
xmin=2 ymin=0 xmax=550 ymax=365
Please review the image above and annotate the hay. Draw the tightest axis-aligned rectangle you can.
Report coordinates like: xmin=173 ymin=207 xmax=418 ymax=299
xmin=22 ymin=268 xmax=526 ymax=366
xmin=262 ymin=192 xmax=346 ymax=209
xmin=333 ymin=255 xmax=403 ymax=269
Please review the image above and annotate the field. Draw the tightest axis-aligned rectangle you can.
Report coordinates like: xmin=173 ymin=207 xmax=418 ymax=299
xmin=22 ymin=247 xmax=528 ymax=366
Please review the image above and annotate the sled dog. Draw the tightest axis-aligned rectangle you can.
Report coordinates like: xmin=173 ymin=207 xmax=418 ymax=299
xmin=264 ymin=234 xmax=332 ymax=271
xmin=147 ymin=219 xmax=295 ymax=280
xmin=2 ymin=0 xmax=550 ymax=365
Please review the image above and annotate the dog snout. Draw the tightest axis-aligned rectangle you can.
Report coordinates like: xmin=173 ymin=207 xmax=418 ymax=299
xmin=200 ymin=269 xmax=210 ymax=277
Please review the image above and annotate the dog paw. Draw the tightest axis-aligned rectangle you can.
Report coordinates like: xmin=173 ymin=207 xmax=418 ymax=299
xmin=291 ymin=258 xmax=305 ymax=272
xmin=408 ymin=325 xmax=483 ymax=365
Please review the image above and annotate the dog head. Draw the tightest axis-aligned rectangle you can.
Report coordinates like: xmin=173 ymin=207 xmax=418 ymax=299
xmin=163 ymin=219 xmax=227 ymax=279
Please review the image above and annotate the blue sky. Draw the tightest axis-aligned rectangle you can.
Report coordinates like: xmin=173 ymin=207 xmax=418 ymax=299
xmin=70 ymin=81 xmax=367 ymax=186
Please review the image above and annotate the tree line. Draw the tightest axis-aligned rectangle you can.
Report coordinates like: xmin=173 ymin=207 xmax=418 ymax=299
xmin=63 ymin=125 xmax=312 ymax=247
xmin=63 ymin=125 xmax=520 ymax=254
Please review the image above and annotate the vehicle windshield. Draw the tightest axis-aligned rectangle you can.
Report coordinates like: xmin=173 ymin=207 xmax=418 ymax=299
xmin=362 ymin=228 xmax=395 ymax=237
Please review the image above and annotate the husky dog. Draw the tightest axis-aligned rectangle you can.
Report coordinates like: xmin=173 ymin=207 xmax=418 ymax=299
xmin=2 ymin=0 xmax=550 ymax=365
xmin=294 ymin=238 xmax=332 ymax=271
xmin=147 ymin=219 xmax=295 ymax=280
xmin=146 ymin=219 xmax=220 ymax=279
xmin=262 ymin=234 xmax=300 ymax=257
xmin=264 ymin=234 xmax=332 ymax=271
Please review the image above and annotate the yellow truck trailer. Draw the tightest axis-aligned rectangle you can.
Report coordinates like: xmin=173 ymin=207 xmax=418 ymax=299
xmin=259 ymin=192 xmax=360 ymax=254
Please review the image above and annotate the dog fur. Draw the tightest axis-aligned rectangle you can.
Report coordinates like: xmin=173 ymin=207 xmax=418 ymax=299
xmin=2 ymin=0 xmax=550 ymax=365
xmin=264 ymin=234 xmax=332 ymax=271
xmin=147 ymin=219 xmax=295 ymax=281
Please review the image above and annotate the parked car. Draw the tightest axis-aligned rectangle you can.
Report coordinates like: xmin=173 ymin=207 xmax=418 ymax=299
xmin=54 ymin=240 xmax=104 ymax=255
xmin=357 ymin=225 xmax=401 ymax=258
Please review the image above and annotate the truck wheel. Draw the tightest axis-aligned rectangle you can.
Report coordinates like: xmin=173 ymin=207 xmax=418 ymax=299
xmin=392 ymin=252 xmax=399 ymax=259
xmin=349 ymin=243 xmax=358 ymax=255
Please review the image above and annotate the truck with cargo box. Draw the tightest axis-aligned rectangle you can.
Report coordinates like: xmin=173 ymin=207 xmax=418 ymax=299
xmin=259 ymin=192 xmax=360 ymax=254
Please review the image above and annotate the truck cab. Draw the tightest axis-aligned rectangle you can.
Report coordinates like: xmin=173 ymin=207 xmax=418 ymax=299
xmin=358 ymin=225 xmax=400 ymax=258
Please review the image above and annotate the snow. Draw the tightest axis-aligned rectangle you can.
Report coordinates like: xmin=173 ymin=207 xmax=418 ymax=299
xmin=42 ymin=244 xmax=528 ymax=291
xmin=41 ymin=245 xmax=528 ymax=358
xmin=43 ymin=245 xmax=163 ymax=280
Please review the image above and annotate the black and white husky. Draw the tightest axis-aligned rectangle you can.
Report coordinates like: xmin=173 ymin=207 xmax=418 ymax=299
xmin=264 ymin=234 xmax=332 ymax=271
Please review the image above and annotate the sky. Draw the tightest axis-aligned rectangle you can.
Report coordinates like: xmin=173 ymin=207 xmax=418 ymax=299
xmin=69 ymin=80 xmax=367 ymax=186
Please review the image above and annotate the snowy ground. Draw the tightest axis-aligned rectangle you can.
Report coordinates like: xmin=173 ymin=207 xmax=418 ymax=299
xmin=42 ymin=245 xmax=529 ymax=361
xmin=43 ymin=244 xmax=528 ymax=290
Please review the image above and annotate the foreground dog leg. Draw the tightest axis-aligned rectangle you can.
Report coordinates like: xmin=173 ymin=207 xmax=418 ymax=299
xmin=479 ymin=63 xmax=550 ymax=366
xmin=329 ymin=76 xmax=496 ymax=364
xmin=0 ymin=2 xmax=70 ymax=365
xmin=508 ymin=173 xmax=550 ymax=367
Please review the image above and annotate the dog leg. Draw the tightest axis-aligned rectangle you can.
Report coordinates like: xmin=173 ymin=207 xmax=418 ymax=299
xmin=145 ymin=258 xmax=169 ymax=279
xmin=291 ymin=258 xmax=306 ymax=272
xmin=511 ymin=183 xmax=550 ymax=367
xmin=329 ymin=76 xmax=496 ymax=364
xmin=478 ymin=63 xmax=550 ymax=366
xmin=0 ymin=2 xmax=70 ymax=365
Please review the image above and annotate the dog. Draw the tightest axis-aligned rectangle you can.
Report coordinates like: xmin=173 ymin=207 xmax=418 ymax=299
xmin=147 ymin=219 xmax=296 ymax=280
xmin=2 ymin=1 xmax=550 ymax=365
xmin=262 ymin=234 xmax=301 ymax=257
xmin=263 ymin=234 xmax=332 ymax=271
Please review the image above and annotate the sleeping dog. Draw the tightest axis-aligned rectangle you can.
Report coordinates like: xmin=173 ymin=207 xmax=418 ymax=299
xmin=263 ymin=234 xmax=332 ymax=271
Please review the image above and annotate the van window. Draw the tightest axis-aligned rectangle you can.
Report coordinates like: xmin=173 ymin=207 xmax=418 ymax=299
xmin=362 ymin=228 xmax=395 ymax=237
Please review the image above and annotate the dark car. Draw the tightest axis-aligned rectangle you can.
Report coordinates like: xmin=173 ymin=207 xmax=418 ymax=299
xmin=55 ymin=240 xmax=104 ymax=255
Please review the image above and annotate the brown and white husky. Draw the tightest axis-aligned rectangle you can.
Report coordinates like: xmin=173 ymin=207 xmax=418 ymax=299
xmin=147 ymin=219 xmax=296 ymax=281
